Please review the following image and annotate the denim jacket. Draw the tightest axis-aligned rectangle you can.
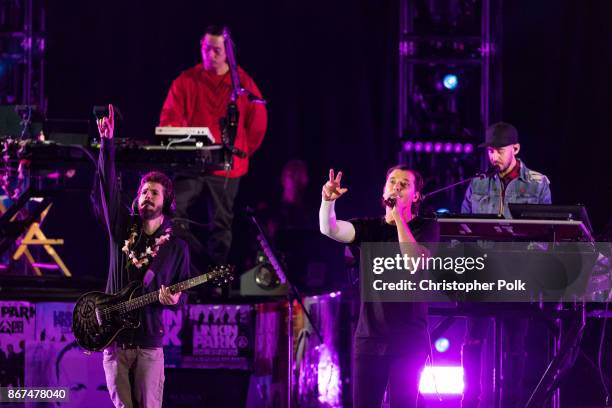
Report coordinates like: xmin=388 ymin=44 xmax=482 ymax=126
xmin=461 ymin=161 xmax=551 ymax=218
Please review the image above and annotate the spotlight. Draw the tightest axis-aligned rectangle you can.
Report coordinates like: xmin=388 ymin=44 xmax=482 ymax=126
xmin=419 ymin=366 xmax=465 ymax=395
xmin=442 ymin=74 xmax=459 ymax=90
xmin=255 ymin=263 xmax=280 ymax=289
xmin=434 ymin=337 xmax=450 ymax=352
xmin=435 ymin=208 xmax=450 ymax=215
xmin=403 ymin=140 xmax=476 ymax=155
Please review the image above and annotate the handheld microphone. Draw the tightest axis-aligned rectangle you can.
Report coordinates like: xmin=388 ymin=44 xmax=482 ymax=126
xmin=382 ymin=196 xmax=397 ymax=208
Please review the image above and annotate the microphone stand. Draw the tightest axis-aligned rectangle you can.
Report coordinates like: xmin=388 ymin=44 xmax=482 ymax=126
xmin=219 ymin=28 xmax=242 ymax=174
xmin=247 ymin=209 xmax=323 ymax=408
xmin=219 ymin=27 xmax=267 ymax=176
xmin=421 ymin=167 xmax=499 ymax=201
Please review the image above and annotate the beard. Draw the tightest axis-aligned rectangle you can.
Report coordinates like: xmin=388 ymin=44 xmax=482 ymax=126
xmin=138 ymin=203 xmax=163 ymax=220
xmin=495 ymin=159 xmax=516 ymax=175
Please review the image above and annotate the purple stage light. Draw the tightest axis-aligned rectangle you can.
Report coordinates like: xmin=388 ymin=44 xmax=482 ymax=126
xmin=424 ymin=142 xmax=433 ymax=153
xmin=444 ymin=142 xmax=453 ymax=153
xmin=32 ymin=263 xmax=60 ymax=269
xmin=403 ymin=141 xmax=413 ymax=152
xmin=317 ymin=345 xmax=341 ymax=405
xmin=434 ymin=142 xmax=442 ymax=153
xmin=414 ymin=142 xmax=423 ymax=152
xmin=454 ymin=143 xmax=463 ymax=154
xmin=419 ymin=366 xmax=465 ymax=395
xmin=434 ymin=337 xmax=450 ymax=352
xmin=464 ymin=143 xmax=474 ymax=154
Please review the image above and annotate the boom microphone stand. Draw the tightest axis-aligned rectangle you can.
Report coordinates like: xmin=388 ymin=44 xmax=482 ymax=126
xmin=247 ymin=208 xmax=323 ymax=408
xmin=421 ymin=166 xmax=499 ymax=201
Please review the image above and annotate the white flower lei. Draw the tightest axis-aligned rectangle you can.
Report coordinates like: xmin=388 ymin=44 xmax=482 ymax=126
xmin=121 ymin=226 xmax=172 ymax=269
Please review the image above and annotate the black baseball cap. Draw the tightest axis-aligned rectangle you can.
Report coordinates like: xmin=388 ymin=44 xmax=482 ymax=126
xmin=479 ymin=122 xmax=519 ymax=148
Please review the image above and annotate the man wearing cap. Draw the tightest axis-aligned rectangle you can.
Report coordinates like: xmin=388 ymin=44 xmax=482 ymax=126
xmin=460 ymin=122 xmax=551 ymax=408
xmin=461 ymin=121 xmax=551 ymax=217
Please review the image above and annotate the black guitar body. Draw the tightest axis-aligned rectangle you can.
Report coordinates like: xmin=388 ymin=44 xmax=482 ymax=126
xmin=72 ymin=281 xmax=143 ymax=352
xmin=72 ymin=265 xmax=233 ymax=352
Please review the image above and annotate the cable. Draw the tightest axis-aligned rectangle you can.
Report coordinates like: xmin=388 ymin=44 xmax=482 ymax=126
xmin=66 ymin=144 xmax=97 ymax=166
xmin=597 ymin=297 xmax=611 ymax=406
xmin=166 ymin=134 xmax=193 ymax=150
xmin=19 ymin=106 xmax=32 ymax=140
xmin=426 ymin=325 xmax=443 ymax=402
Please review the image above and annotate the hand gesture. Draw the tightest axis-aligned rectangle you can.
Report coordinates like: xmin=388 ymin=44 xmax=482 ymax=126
xmin=159 ymin=284 xmax=181 ymax=305
xmin=97 ymin=104 xmax=114 ymax=139
xmin=322 ymin=169 xmax=348 ymax=201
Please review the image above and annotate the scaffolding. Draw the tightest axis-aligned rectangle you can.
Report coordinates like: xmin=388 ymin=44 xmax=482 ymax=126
xmin=0 ymin=0 xmax=45 ymax=111
xmin=398 ymin=0 xmax=503 ymax=212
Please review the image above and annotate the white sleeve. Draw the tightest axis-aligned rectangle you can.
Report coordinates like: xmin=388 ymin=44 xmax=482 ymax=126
xmin=319 ymin=200 xmax=356 ymax=244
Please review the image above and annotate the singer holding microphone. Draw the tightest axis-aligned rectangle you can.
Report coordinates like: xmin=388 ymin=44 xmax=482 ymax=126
xmin=460 ymin=122 xmax=551 ymax=408
xmin=159 ymin=25 xmax=267 ymax=267
xmin=319 ymin=165 xmax=439 ymax=408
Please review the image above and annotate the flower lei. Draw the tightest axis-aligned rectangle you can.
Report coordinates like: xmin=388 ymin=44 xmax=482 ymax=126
xmin=122 ymin=226 xmax=172 ymax=269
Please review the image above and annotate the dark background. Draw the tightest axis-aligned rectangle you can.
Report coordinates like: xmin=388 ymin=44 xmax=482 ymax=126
xmin=41 ymin=0 xmax=611 ymax=282
xmin=10 ymin=1 xmax=612 ymax=405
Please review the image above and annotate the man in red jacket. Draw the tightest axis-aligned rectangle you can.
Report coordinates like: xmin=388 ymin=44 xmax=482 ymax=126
xmin=160 ymin=25 xmax=268 ymax=265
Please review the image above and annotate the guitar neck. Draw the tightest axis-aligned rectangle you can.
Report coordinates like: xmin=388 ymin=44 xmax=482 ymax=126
xmin=122 ymin=272 xmax=215 ymax=313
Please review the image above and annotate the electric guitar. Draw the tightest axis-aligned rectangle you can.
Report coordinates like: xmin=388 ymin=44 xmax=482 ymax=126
xmin=72 ymin=265 xmax=233 ymax=352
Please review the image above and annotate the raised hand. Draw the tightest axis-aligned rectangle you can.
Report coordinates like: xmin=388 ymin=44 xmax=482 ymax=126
xmin=322 ymin=169 xmax=348 ymax=201
xmin=97 ymin=104 xmax=115 ymax=139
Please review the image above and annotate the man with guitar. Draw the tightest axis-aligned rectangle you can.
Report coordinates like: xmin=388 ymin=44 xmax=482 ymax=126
xmin=93 ymin=105 xmax=190 ymax=408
